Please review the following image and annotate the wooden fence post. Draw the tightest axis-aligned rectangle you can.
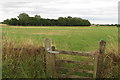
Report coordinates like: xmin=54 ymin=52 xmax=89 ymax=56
xmin=44 ymin=38 xmax=56 ymax=78
xmin=93 ymin=40 xmax=106 ymax=78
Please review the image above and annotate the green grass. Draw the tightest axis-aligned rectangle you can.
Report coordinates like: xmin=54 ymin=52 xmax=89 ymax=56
xmin=2 ymin=25 xmax=118 ymax=51
xmin=2 ymin=25 xmax=118 ymax=78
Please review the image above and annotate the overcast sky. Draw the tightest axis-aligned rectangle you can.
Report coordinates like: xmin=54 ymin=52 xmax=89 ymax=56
xmin=0 ymin=0 xmax=118 ymax=24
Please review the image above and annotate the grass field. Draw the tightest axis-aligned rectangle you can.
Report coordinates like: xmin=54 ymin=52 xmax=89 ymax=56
xmin=2 ymin=25 xmax=119 ymax=78
xmin=2 ymin=25 xmax=118 ymax=51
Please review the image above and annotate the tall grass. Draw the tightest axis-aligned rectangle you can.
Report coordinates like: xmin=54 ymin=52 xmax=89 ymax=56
xmin=2 ymin=39 xmax=46 ymax=78
xmin=103 ymin=38 xmax=119 ymax=78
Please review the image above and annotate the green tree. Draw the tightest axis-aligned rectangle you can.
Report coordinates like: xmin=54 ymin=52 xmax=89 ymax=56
xmin=17 ymin=13 xmax=29 ymax=20
xmin=34 ymin=15 xmax=41 ymax=19
xmin=9 ymin=18 xmax=18 ymax=25
xmin=17 ymin=13 xmax=29 ymax=26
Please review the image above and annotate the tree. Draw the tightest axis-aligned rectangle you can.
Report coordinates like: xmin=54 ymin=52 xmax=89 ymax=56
xmin=3 ymin=19 xmax=10 ymax=24
xmin=9 ymin=18 xmax=18 ymax=25
xmin=34 ymin=15 xmax=41 ymax=19
xmin=17 ymin=13 xmax=29 ymax=20
xmin=17 ymin=13 xmax=29 ymax=26
xmin=67 ymin=16 xmax=72 ymax=18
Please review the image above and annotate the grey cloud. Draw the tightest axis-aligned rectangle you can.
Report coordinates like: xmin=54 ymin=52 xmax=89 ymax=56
xmin=1 ymin=2 xmax=31 ymax=8
xmin=0 ymin=0 xmax=118 ymax=24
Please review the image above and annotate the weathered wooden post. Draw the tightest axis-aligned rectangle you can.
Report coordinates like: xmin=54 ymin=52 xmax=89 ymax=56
xmin=44 ymin=38 xmax=56 ymax=78
xmin=93 ymin=40 xmax=106 ymax=78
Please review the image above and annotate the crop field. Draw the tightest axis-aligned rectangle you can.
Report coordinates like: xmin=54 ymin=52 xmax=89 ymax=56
xmin=1 ymin=25 xmax=119 ymax=78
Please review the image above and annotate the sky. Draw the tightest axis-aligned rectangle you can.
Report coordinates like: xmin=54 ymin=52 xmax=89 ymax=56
xmin=0 ymin=0 xmax=118 ymax=24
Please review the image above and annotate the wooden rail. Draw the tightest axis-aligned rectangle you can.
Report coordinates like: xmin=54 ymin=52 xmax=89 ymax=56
xmin=56 ymin=60 xmax=93 ymax=65
xmin=48 ymin=50 xmax=94 ymax=57
xmin=59 ymin=74 xmax=91 ymax=78
xmin=43 ymin=38 xmax=106 ymax=78
xmin=56 ymin=67 xmax=94 ymax=74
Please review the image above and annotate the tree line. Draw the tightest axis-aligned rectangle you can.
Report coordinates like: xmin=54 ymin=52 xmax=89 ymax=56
xmin=98 ymin=24 xmax=119 ymax=26
xmin=2 ymin=13 xmax=91 ymax=26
